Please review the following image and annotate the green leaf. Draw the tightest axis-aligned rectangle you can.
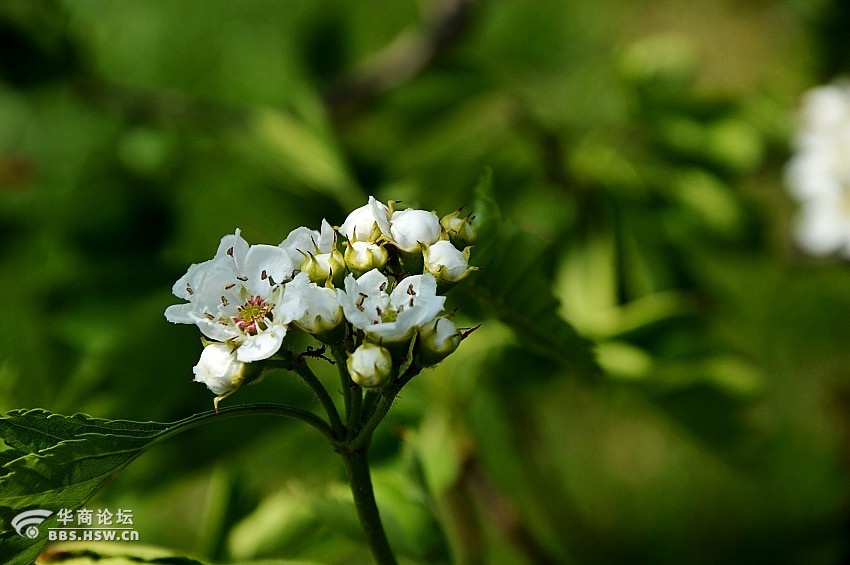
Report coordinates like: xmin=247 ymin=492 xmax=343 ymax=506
xmin=463 ymin=170 xmax=599 ymax=376
xmin=0 ymin=405 xmax=330 ymax=565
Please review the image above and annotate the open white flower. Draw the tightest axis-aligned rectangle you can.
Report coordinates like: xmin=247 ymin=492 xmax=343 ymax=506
xmin=337 ymin=269 xmax=445 ymax=343
xmin=339 ymin=196 xmax=391 ymax=243
xmin=387 ymin=208 xmax=442 ymax=252
xmin=165 ymin=229 xmax=307 ymax=362
xmin=281 ymin=272 xmax=345 ymax=340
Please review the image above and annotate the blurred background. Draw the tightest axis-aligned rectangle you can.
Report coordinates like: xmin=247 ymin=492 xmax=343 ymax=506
xmin=2 ymin=0 xmax=850 ymax=563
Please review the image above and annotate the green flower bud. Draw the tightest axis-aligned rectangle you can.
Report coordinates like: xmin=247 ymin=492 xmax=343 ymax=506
xmin=301 ymin=249 xmax=346 ymax=287
xmin=347 ymin=342 xmax=393 ymax=388
xmin=418 ymin=317 xmax=461 ymax=365
xmin=344 ymin=240 xmax=389 ymax=277
xmin=423 ymin=241 xmax=476 ymax=288
xmin=440 ymin=208 xmax=477 ymax=248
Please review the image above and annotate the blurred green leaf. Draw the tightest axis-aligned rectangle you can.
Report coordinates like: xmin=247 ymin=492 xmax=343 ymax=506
xmin=0 ymin=406 xmax=327 ymax=565
xmin=464 ymin=170 xmax=599 ymax=376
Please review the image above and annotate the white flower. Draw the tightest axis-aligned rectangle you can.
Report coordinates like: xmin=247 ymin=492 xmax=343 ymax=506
xmin=281 ymin=272 xmax=345 ymax=339
xmin=165 ymin=229 xmax=307 ymax=362
xmin=388 ymin=208 xmax=442 ymax=252
xmin=339 ymin=196 xmax=391 ymax=242
xmin=423 ymin=240 xmax=475 ymax=285
xmin=418 ymin=316 xmax=461 ymax=365
xmin=795 ymin=196 xmax=850 ymax=257
xmin=344 ymin=240 xmax=388 ymax=277
xmin=785 ymin=81 xmax=850 ymax=257
xmin=347 ymin=342 xmax=393 ymax=388
xmin=279 ymin=219 xmax=344 ymax=284
xmin=337 ymin=269 xmax=446 ymax=343
xmin=193 ymin=343 xmax=248 ymax=396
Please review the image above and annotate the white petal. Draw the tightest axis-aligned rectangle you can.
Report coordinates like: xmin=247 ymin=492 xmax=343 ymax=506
xmin=164 ymin=303 xmax=199 ymax=324
xmin=193 ymin=344 xmax=243 ymax=395
xmin=236 ymin=326 xmax=287 ymax=362
xmin=244 ymin=244 xmax=299 ymax=294
xmin=317 ymin=219 xmax=337 ymax=253
xmin=216 ymin=229 xmax=250 ymax=270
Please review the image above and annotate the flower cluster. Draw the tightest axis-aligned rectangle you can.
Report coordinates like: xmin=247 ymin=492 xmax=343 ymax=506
xmin=785 ymin=81 xmax=850 ymax=257
xmin=165 ymin=197 xmax=477 ymax=407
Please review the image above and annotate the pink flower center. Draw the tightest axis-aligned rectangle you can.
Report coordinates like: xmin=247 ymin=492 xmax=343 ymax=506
xmin=234 ymin=296 xmax=273 ymax=334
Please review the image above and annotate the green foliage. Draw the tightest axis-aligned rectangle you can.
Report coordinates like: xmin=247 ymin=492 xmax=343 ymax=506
xmin=462 ymin=170 xmax=600 ymax=375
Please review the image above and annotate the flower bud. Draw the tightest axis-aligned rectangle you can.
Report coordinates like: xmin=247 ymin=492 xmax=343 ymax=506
xmin=347 ymin=342 xmax=393 ymax=388
xmin=339 ymin=196 xmax=390 ymax=243
xmin=344 ymin=240 xmax=389 ymax=277
xmin=193 ymin=343 xmax=262 ymax=409
xmin=389 ymin=208 xmax=442 ymax=253
xmin=440 ymin=208 xmax=477 ymax=248
xmin=423 ymin=241 xmax=476 ymax=287
xmin=418 ymin=317 xmax=461 ymax=365
xmin=301 ymin=249 xmax=346 ymax=287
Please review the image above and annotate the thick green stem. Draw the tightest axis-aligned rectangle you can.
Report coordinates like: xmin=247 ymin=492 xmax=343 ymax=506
xmin=340 ymin=448 xmax=398 ymax=565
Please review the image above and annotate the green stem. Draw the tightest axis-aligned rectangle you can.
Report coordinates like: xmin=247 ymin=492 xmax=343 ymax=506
xmin=159 ymin=403 xmax=337 ymax=444
xmin=350 ymin=389 xmax=398 ymax=452
xmin=340 ymin=448 xmax=398 ymax=565
xmin=332 ymin=343 xmax=353 ymax=423
xmin=274 ymin=357 xmax=345 ymax=439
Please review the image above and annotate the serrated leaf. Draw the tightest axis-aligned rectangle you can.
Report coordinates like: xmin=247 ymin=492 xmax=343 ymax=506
xmin=0 ymin=407 xmax=294 ymax=565
xmin=463 ymin=170 xmax=599 ymax=375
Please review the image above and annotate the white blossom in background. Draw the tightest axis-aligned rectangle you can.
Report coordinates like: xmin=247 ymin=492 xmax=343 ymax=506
xmin=165 ymin=229 xmax=307 ymax=362
xmin=786 ymin=81 xmax=850 ymax=257
xmin=337 ymin=269 xmax=446 ymax=343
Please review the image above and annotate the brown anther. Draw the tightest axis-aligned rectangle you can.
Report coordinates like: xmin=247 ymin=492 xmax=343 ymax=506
xmin=224 ymin=283 xmax=236 ymax=290
xmin=236 ymin=275 xmax=248 ymax=282
xmin=186 ymin=285 xmax=194 ymax=295
xmin=227 ymin=246 xmax=234 ymax=257
xmin=221 ymin=296 xmax=229 ymax=306
xmin=261 ymin=270 xmax=268 ymax=280
xmin=406 ymin=284 xmax=416 ymax=296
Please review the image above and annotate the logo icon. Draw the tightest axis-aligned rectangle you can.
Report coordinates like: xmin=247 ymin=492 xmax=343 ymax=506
xmin=11 ymin=509 xmax=53 ymax=539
